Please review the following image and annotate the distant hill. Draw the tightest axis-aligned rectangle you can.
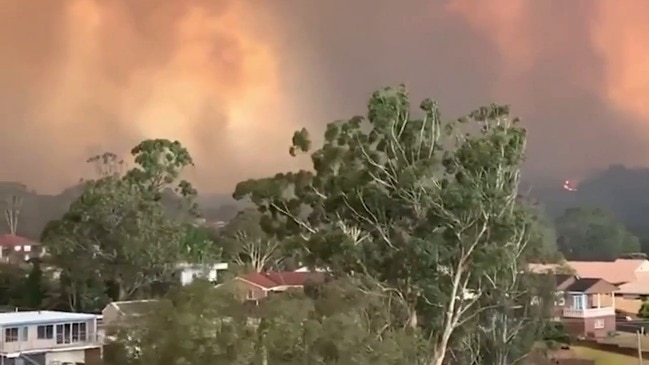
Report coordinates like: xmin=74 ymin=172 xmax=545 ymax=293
xmin=531 ymin=165 xmax=649 ymax=226
xmin=0 ymin=181 xmax=246 ymax=241
xmin=0 ymin=181 xmax=77 ymax=240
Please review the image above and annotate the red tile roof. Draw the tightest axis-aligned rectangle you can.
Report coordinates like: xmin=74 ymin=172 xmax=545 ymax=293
xmin=567 ymin=259 xmax=645 ymax=284
xmin=239 ymin=273 xmax=282 ymax=289
xmin=0 ymin=234 xmax=36 ymax=248
xmin=238 ymin=271 xmax=324 ymax=290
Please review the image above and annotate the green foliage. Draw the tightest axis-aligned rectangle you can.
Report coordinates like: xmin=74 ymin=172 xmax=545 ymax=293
xmin=114 ymin=278 xmax=426 ymax=365
xmin=181 ymin=224 xmax=222 ymax=265
xmin=234 ymin=85 xmax=549 ymax=363
xmin=638 ymin=299 xmax=649 ymax=318
xmin=542 ymin=322 xmax=571 ymax=348
xmin=125 ymin=139 xmax=197 ymax=200
xmin=556 ymin=206 xmax=640 ymax=261
xmin=523 ymin=201 xmax=562 ymax=263
xmin=42 ymin=139 xmax=203 ymax=310
xmin=0 ymin=263 xmax=29 ymax=308
xmin=22 ymin=259 xmax=46 ymax=309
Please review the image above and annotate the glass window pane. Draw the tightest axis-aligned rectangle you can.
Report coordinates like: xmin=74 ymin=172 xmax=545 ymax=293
xmin=56 ymin=325 xmax=64 ymax=344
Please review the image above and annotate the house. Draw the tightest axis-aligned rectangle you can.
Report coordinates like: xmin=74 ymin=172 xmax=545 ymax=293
xmin=0 ymin=234 xmax=41 ymax=263
xmin=0 ymin=310 xmax=101 ymax=365
xmin=232 ymin=271 xmax=326 ymax=301
xmin=175 ymin=262 xmax=229 ymax=286
xmin=565 ymin=259 xmax=649 ymax=314
xmin=532 ymin=259 xmax=649 ymax=315
xmin=101 ymin=300 xmax=157 ymax=334
xmin=612 ymin=274 xmax=649 ymax=314
xmin=553 ymin=275 xmax=617 ymax=338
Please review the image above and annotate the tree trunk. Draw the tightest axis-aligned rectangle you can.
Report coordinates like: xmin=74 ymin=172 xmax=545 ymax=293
xmin=430 ymin=333 xmax=451 ymax=365
xmin=407 ymin=307 xmax=418 ymax=328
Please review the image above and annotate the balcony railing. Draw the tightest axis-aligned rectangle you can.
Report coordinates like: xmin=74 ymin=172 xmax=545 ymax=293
xmin=563 ymin=306 xmax=615 ymax=318
xmin=0 ymin=333 xmax=101 ymax=353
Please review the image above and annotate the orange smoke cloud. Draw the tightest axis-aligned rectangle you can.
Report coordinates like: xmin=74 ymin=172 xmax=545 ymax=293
xmin=0 ymin=0 xmax=300 ymax=192
xmin=451 ymin=0 xmax=649 ymax=124
xmin=589 ymin=0 xmax=649 ymax=122
xmin=446 ymin=0 xmax=534 ymax=93
xmin=448 ymin=0 xmax=649 ymax=175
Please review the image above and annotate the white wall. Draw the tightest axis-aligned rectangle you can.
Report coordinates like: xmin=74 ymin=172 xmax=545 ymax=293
xmin=180 ymin=268 xmax=218 ymax=286
xmin=45 ymin=349 xmax=86 ymax=364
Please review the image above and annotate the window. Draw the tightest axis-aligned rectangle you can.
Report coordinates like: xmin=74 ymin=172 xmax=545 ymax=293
xmin=246 ymin=290 xmax=255 ymax=300
xmin=4 ymin=327 xmax=18 ymax=342
xmin=594 ymin=319 xmax=605 ymax=329
xmin=72 ymin=323 xmax=78 ymax=341
xmin=571 ymin=294 xmax=584 ymax=310
xmin=56 ymin=322 xmax=87 ymax=344
xmin=23 ymin=245 xmax=31 ymax=252
xmin=13 ymin=245 xmax=21 ymax=252
xmin=37 ymin=325 xmax=54 ymax=339
xmin=79 ymin=322 xmax=86 ymax=341
xmin=21 ymin=326 xmax=28 ymax=341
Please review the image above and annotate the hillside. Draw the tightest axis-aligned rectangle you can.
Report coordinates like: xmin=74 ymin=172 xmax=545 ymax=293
xmin=0 ymin=181 xmax=244 ymax=241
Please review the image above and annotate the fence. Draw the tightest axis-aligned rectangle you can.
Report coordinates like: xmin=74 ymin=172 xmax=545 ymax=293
xmin=617 ymin=320 xmax=649 ymax=334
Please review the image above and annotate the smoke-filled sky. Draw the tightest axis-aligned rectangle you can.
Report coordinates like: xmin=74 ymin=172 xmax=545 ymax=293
xmin=1 ymin=0 xmax=648 ymax=193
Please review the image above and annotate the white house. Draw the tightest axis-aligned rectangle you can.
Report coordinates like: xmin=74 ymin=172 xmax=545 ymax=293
xmin=0 ymin=310 xmax=102 ymax=365
xmin=176 ymin=262 xmax=229 ymax=286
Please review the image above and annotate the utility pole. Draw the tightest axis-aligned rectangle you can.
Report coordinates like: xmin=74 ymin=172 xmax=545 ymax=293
xmin=637 ymin=329 xmax=644 ymax=365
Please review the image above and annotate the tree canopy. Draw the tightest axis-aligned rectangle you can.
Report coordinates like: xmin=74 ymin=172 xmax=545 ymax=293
xmin=555 ymin=206 xmax=640 ymax=261
xmin=232 ymin=85 xmax=551 ymax=364
xmin=109 ymin=278 xmax=425 ymax=365
xmin=40 ymin=139 xmax=217 ymax=311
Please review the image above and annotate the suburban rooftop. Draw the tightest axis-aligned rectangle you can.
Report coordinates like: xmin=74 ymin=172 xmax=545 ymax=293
xmin=0 ymin=311 xmax=97 ymax=326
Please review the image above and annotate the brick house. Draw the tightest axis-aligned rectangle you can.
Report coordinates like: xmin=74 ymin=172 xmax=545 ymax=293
xmin=231 ymin=271 xmax=326 ymax=302
xmin=553 ymin=274 xmax=617 ymax=338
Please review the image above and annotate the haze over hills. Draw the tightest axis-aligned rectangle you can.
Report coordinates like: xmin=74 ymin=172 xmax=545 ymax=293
xmin=0 ymin=181 xmax=243 ymax=241
xmin=4 ymin=164 xmax=649 ymax=242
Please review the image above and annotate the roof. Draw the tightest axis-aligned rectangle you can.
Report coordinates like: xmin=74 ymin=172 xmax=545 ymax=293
xmin=616 ymin=273 xmax=649 ymax=295
xmin=554 ymin=274 xmax=575 ymax=288
xmin=566 ymin=259 xmax=646 ymax=284
xmin=0 ymin=311 xmax=97 ymax=326
xmin=238 ymin=271 xmax=325 ymax=290
xmin=107 ymin=299 xmax=157 ymax=316
xmin=564 ymin=278 xmax=602 ymax=292
xmin=563 ymin=278 xmax=617 ymax=293
xmin=617 ymin=280 xmax=649 ymax=295
xmin=0 ymin=234 xmax=37 ymax=248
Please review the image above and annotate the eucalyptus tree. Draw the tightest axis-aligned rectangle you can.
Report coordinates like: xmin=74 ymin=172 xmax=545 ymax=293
xmin=235 ymin=85 xmax=547 ymax=364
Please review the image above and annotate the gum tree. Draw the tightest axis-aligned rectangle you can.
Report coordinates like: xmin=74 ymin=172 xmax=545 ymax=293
xmin=235 ymin=85 xmax=545 ymax=364
xmin=43 ymin=139 xmax=198 ymax=306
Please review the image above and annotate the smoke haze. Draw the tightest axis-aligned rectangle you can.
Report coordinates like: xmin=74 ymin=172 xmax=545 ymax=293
xmin=1 ymin=0 xmax=648 ymax=193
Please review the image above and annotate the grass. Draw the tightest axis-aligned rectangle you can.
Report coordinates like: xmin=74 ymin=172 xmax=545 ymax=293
xmin=572 ymin=346 xmax=639 ymax=365
xmin=599 ymin=332 xmax=649 ymax=349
